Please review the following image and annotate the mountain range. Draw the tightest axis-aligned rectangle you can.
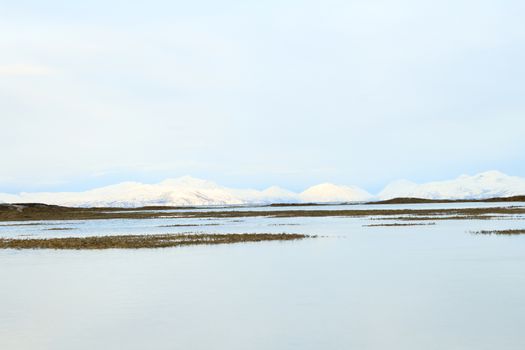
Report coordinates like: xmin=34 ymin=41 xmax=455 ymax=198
xmin=1 ymin=171 xmax=524 ymax=207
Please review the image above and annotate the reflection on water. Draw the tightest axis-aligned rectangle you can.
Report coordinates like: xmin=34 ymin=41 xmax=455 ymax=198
xmin=1 ymin=203 xmax=525 ymax=350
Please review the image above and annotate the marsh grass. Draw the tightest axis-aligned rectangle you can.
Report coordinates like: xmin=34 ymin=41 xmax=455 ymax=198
xmin=268 ymin=223 xmax=301 ymax=226
xmin=2 ymin=203 xmax=525 ymax=222
xmin=0 ymin=222 xmax=46 ymax=227
xmin=157 ymin=223 xmax=222 ymax=228
xmin=471 ymin=229 xmax=525 ymax=235
xmin=364 ymin=223 xmax=436 ymax=227
xmin=0 ymin=233 xmax=312 ymax=250
xmin=370 ymin=215 xmax=502 ymax=221
xmin=367 ymin=195 xmax=525 ymax=205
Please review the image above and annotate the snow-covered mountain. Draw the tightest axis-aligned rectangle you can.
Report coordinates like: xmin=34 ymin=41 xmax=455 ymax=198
xmin=379 ymin=171 xmax=525 ymax=200
xmin=0 ymin=176 xmax=369 ymax=207
xmin=299 ymin=183 xmax=372 ymax=202
xmin=1 ymin=171 xmax=524 ymax=207
xmin=0 ymin=177 xmax=253 ymax=207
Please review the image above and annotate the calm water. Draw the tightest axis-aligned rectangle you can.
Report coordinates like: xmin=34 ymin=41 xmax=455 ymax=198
xmin=1 ymin=203 xmax=525 ymax=350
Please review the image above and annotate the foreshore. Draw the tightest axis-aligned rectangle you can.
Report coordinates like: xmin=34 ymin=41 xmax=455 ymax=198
xmin=1 ymin=201 xmax=525 ymax=222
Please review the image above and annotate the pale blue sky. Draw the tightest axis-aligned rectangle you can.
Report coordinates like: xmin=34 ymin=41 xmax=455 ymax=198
xmin=1 ymin=0 xmax=524 ymax=193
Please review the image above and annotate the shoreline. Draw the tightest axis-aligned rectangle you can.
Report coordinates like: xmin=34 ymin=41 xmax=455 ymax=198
xmin=1 ymin=201 xmax=525 ymax=222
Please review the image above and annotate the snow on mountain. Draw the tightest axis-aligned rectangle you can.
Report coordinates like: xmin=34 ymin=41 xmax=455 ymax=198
xmin=0 ymin=176 xmax=368 ymax=207
xmin=2 ymin=171 xmax=524 ymax=207
xmin=230 ymin=186 xmax=300 ymax=204
xmin=378 ymin=170 xmax=525 ymax=200
xmin=300 ymin=183 xmax=372 ymax=203
xmin=7 ymin=177 xmax=246 ymax=207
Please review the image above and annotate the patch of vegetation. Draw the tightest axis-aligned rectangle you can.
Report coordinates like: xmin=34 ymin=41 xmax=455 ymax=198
xmin=0 ymin=233 xmax=313 ymax=250
xmin=367 ymin=196 xmax=525 ymax=205
xmin=44 ymin=227 xmax=74 ymax=231
xmin=268 ymin=223 xmax=301 ymax=226
xmin=471 ymin=229 xmax=525 ymax=235
xmin=367 ymin=198 xmax=449 ymax=204
xmin=364 ymin=222 xmax=436 ymax=227
xmin=371 ymin=215 xmax=501 ymax=221
xmin=2 ymin=203 xmax=525 ymax=222
xmin=268 ymin=203 xmax=333 ymax=207
xmin=0 ymin=222 xmax=46 ymax=227
xmin=157 ymin=223 xmax=221 ymax=228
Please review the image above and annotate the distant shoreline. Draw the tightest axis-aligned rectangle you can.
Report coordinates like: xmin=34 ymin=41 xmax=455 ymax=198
xmin=364 ymin=195 xmax=525 ymax=205
xmin=1 ymin=195 xmax=524 ymax=222
xmin=270 ymin=195 xmax=525 ymax=206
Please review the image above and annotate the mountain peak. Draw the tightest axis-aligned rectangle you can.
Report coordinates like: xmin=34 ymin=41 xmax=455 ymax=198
xmin=300 ymin=183 xmax=372 ymax=203
xmin=1 ymin=171 xmax=524 ymax=207
xmin=379 ymin=171 xmax=525 ymax=200
xmin=472 ymin=170 xmax=507 ymax=179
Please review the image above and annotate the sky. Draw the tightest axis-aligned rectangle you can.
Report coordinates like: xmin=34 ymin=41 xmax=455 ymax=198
xmin=1 ymin=0 xmax=524 ymax=194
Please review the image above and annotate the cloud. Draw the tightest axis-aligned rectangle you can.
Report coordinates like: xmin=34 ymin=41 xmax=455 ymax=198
xmin=0 ymin=63 xmax=54 ymax=76
xmin=0 ymin=1 xmax=523 ymax=192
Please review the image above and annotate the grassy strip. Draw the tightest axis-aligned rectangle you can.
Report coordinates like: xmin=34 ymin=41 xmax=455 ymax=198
xmin=44 ymin=227 xmax=74 ymax=231
xmin=2 ymin=203 xmax=525 ymax=222
xmin=370 ymin=215 xmax=501 ymax=221
xmin=471 ymin=229 xmax=525 ymax=235
xmin=157 ymin=223 xmax=221 ymax=227
xmin=158 ymin=208 xmax=525 ymax=219
xmin=0 ymin=233 xmax=312 ymax=250
xmin=0 ymin=222 xmax=46 ymax=226
xmin=364 ymin=223 xmax=436 ymax=227
xmin=367 ymin=195 xmax=525 ymax=205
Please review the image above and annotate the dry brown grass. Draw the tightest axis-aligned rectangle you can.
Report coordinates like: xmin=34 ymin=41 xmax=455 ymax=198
xmin=367 ymin=196 xmax=525 ymax=205
xmin=471 ymin=229 xmax=525 ymax=235
xmin=364 ymin=223 xmax=436 ymax=227
xmin=2 ymin=203 xmax=525 ymax=222
xmin=370 ymin=215 xmax=502 ymax=221
xmin=0 ymin=233 xmax=312 ymax=250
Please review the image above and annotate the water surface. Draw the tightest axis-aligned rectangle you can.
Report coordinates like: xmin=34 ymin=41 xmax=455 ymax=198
xmin=1 ymin=203 xmax=524 ymax=350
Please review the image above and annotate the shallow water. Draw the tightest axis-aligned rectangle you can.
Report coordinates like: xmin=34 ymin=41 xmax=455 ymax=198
xmin=101 ymin=201 xmax=525 ymax=213
xmin=1 ymin=203 xmax=525 ymax=350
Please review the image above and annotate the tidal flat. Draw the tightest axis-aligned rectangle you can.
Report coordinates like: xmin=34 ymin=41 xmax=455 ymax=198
xmin=2 ymin=201 xmax=525 ymax=222
xmin=2 ymin=200 xmax=525 ymax=350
